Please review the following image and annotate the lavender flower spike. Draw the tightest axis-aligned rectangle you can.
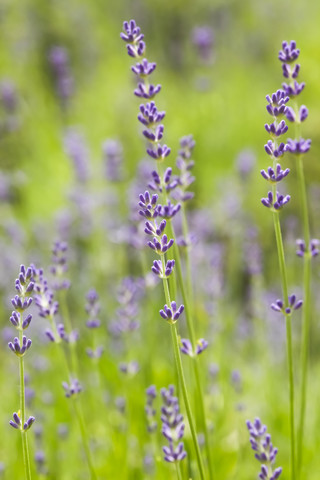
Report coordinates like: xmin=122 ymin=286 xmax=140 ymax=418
xmin=247 ymin=418 xmax=282 ymax=480
xmin=161 ymin=386 xmax=187 ymax=463
xmin=145 ymin=385 xmax=157 ymax=433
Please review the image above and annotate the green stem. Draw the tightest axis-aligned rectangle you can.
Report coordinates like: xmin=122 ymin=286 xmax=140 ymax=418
xmin=176 ymin=461 xmax=183 ymax=480
xmin=59 ymin=291 xmax=79 ymax=377
xmin=161 ymin=267 xmax=206 ymax=480
xmin=19 ymin=329 xmax=32 ymax=480
xmin=73 ymin=398 xmax=98 ymax=480
xmin=181 ymin=203 xmax=193 ymax=303
xmin=170 ymin=222 xmax=214 ymax=479
xmin=55 ymin=341 xmax=97 ymax=479
xmin=272 ymin=211 xmax=296 ymax=480
xmin=296 ymin=156 xmax=312 ymax=477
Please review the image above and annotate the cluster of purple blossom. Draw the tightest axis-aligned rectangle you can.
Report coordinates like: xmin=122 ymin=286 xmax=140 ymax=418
xmin=247 ymin=418 xmax=282 ymax=480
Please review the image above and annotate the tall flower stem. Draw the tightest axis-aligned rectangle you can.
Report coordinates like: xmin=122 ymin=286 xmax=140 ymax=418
xmin=73 ymin=398 xmax=97 ymax=480
xmin=161 ymin=258 xmax=206 ymax=480
xmin=272 ymin=211 xmax=296 ymax=480
xmin=169 ymin=223 xmax=214 ymax=480
xmin=19 ymin=327 xmax=32 ymax=480
xmin=175 ymin=462 xmax=183 ymax=480
xmin=181 ymin=203 xmax=193 ymax=303
xmin=56 ymin=341 xmax=97 ymax=480
xmin=59 ymin=290 xmax=79 ymax=376
xmin=294 ymin=116 xmax=311 ymax=478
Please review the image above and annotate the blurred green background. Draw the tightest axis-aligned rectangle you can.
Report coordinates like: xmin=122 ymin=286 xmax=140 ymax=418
xmin=1 ymin=0 xmax=320 ymax=479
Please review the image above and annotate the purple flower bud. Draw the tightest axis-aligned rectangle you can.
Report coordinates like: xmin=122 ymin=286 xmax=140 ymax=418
xmin=147 ymin=234 xmax=174 ymax=254
xmin=299 ymin=105 xmax=308 ymax=122
xmin=151 ymin=259 xmax=175 ymax=278
xmin=282 ymin=80 xmax=305 ymax=98
xmin=62 ymin=379 xmax=82 ymax=398
xmin=146 ymin=143 xmax=171 ymax=160
xmin=132 ymin=59 xmax=156 ymax=76
xmin=158 ymin=201 xmax=181 ymax=219
xmin=161 ymin=385 xmax=186 ymax=462
xmin=278 ymin=40 xmax=300 ymax=63
xmin=159 ymin=301 xmax=184 ymax=324
xmin=296 ymin=238 xmax=319 ymax=258
xmin=266 ymin=90 xmax=289 ymax=117
xmin=271 ymin=294 xmax=303 ymax=315
xmin=23 ymin=416 xmax=35 ymax=431
xmin=264 ymin=120 xmax=288 ymax=137
xmin=264 ymin=140 xmax=286 ymax=158
xmin=134 ymin=82 xmax=161 ymax=99
xmin=8 ymin=335 xmax=32 ymax=356
xmin=120 ymin=19 xmax=144 ymax=44
xmin=261 ymin=191 xmax=290 ymax=210
xmin=138 ymin=102 xmax=165 ymax=127
xmin=143 ymin=124 xmax=164 ymax=142
xmin=260 ymin=164 xmax=290 ymax=183
xmin=286 ymin=138 xmax=311 ymax=154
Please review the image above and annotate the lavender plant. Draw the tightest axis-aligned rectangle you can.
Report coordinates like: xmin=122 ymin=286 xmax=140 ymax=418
xmin=121 ymin=20 xmax=213 ymax=479
xmin=161 ymin=385 xmax=187 ymax=478
xmin=278 ymin=41 xmax=314 ymax=477
xmin=247 ymin=418 xmax=282 ymax=480
xmin=261 ymin=60 xmax=297 ymax=480
xmin=8 ymin=265 xmax=35 ymax=480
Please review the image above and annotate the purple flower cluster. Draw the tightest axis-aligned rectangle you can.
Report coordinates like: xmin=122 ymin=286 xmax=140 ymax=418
xmin=278 ymin=41 xmax=311 ymax=155
xmin=121 ymin=20 xmax=169 ymax=162
xmin=296 ymin=238 xmax=319 ymax=258
xmin=10 ymin=412 xmax=35 ymax=432
xmin=50 ymin=241 xmax=71 ymax=290
xmin=48 ymin=46 xmax=74 ymax=108
xmin=271 ymin=294 xmax=303 ymax=315
xmin=62 ymin=379 xmax=82 ymax=398
xmin=64 ymin=129 xmax=90 ymax=184
xmin=161 ymin=386 xmax=187 ymax=463
xmin=171 ymin=135 xmax=196 ymax=203
xmin=108 ymin=277 xmax=142 ymax=336
xmin=8 ymin=265 xmax=34 ymax=357
xmin=159 ymin=301 xmax=184 ymax=324
xmin=192 ymin=26 xmax=215 ymax=63
xmin=145 ymin=385 xmax=157 ymax=433
xmin=32 ymin=265 xmax=64 ymax=343
xmin=85 ymin=289 xmax=104 ymax=359
xmin=180 ymin=338 xmax=209 ymax=357
xmin=246 ymin=418 xmax=282 ymax=480
xmin=8 ymin=265 xmax=35 ymax=432
xmin=262 ymin=85 xmax=290 ymax=210
xmin=103 ymin=139 xmax=124 ymax=182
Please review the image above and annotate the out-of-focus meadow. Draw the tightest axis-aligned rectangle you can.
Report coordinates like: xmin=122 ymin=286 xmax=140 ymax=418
xmin=1 ymin=0 xmax=320 ymax=478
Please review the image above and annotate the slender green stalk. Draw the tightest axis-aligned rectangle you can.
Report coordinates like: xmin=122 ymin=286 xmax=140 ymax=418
xmin=180 ymin=203 xmax=193 ymax=303
xmin=296 ymin=153 xmax=312 ymax=476
xmin=161 ymin=259 xmax=206 ymax=480
xmin=272 ymin=211 xmax=296 ymax=480
xmin=73 ymin=398 xmax=98 ymax=480
xmin=54 ymin=340 xmax=97 ymax=479
xmin=291 ymin=93 xmax=312 ymax=477
xmin=176 ymin=461 xmax=183 ymax=480
xmin=19 ymin=329 xmax=32 ymax=480
xmin=59 ymin=291 xmax=79 ymax=376
xmin=170 ymin=225 xmax=214 ymax=479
